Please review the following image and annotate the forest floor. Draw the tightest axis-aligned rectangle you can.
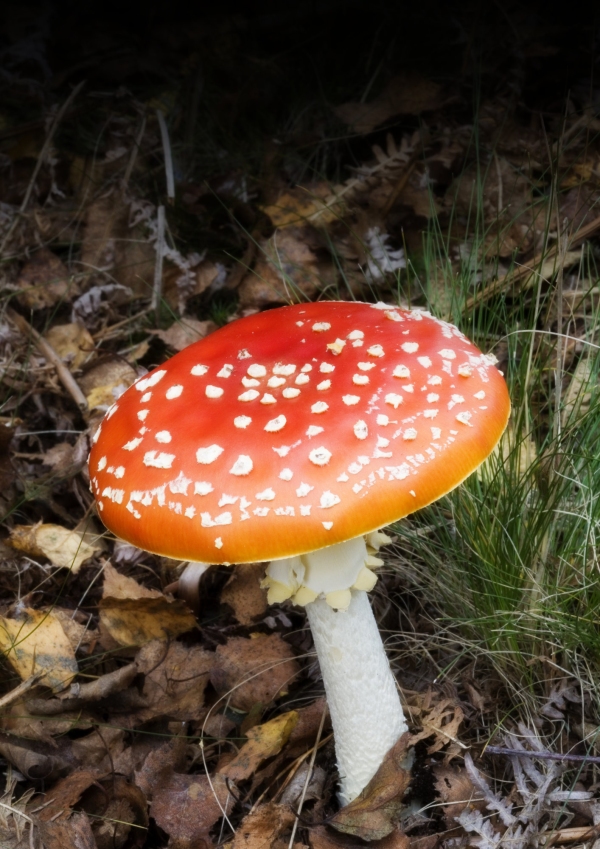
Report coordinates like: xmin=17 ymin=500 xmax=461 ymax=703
xmin=1 ymin=2 xmax=600 ymax=847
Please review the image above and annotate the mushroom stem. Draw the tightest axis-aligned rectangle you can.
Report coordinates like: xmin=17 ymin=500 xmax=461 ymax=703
xmin=306 ymin=589 xmax=407 ymax=805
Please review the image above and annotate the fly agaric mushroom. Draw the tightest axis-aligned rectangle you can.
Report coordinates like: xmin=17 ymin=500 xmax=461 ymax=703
xmin=89 ymin=301 xmax=510 ymax=804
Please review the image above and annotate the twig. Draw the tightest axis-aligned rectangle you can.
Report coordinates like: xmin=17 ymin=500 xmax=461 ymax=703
xmin=121 ymin=114 xmax=146 ymax=192
xmin=0 ymin=80 xmax=85 ymax=256
xmin=152 ymin=205 xmax=166 ymax=312
xmin=156 ymin=109 xmax=175 ymax=202
xmin=6 ymin=308 xmax=88 ymax=412
xmin=0 ymin=673 xmax=43 ymax=710
xmin=541 ymin=824 xmax=600 ymax=846
xmin=464 ymin=211 xmax=600 ymax=311
xmin=485 ymin=745 xmax=600 ymax=763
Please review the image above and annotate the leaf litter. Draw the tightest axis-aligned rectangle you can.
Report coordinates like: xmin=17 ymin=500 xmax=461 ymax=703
xmin=1 ymin=4 xmax=600 ymax=848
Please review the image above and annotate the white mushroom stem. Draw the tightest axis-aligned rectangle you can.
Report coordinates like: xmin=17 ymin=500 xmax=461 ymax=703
xmin=306 ymin=589 xmax=408 ymax=805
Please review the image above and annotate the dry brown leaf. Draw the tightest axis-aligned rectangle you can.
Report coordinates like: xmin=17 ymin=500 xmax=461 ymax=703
xmin=0 ymin=608 xmax=77 ymax=692
xmin=220 ymin=710 xmax=298 ymax=781
xmin=15 ymin=248 xmax=71 ymax=310
xmin=36 ymin=812 xmax=97 ymax=849
xmin=233 ymin=802 xmax=295 ymax=849
xmin=153 ymin=318 xmax=217 ymax=352
xmin=8 ymin=523 xmax=103 ymax=572
xmin=334 ymin=72 xmax=445 ymax=134
xmin=135 ymin=640 xmax=214 ymax=722
xmin=80 ymin=357 xmax=138 ymax=411
xmin=49 ymin=608 xmax=99 ymax=651
xmin=211 ymin=633 xmax=300 ymax=712
xmin=149 ymin=770 xmax=229 ymax=846
xmin=330 ymin=734 xmax=411 ymax=841
xmin=102 ymin=562 xmax=163 ymax=600
xmin=221 ymin=562 xmax=268 ymax=624
xmin=262 ymin=185 xmax=343 ymax=229
xmin=409 ymin=698 xmax=464 ymax=755
xmin=44 ymin=322 xmax=95 ymax=370
xmin=37 ymin=768 xmax=104 ymax=821
xmin=99 ymin=597 xmax=196 ymax=647
xmin=433 ymin=764 xmax=484 ymax=826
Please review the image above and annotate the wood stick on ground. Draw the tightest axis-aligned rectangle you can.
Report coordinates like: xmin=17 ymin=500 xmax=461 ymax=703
xmin=486 ymin=745 xmax=600 ymax=764
xmin=6 ymin=308 xmax=88 ymax=412
xmin=541 ymin=824 xmax=600 ymax=846
xmin=0 ymin=80 xmax=85 ymax=257
xmin=464 ymin=212 xmax=600 ymax=312
xmin=0 ymin=673 xmax=44 ymax=711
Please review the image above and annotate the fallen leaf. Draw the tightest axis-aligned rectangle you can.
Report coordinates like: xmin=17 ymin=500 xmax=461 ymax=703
xmin=99 ymin=597 xmax=196 ymax=647
xmin=36 ymin=812 xmax=97 ymax=849
xmin=15 ymin=248 xmax=71 ymax=310
xmin=149 ymin=770 xmax=230 ymax=846
xmin=330 ymin=734 xmax=412 ymax=841
xmin=334 ymin=72 xmax=446 ymax=135
xmin=135 ymin=640 xmax=214 ymax=722
xmin=79 ymin=357 xmax=138 ymax=411
xmin=220 ymin=711 xmax=299 ymax=781
xmin=232 ymin=802 xmax=295 ymax=849
xmin=0 ymin=608 xmax=78 ymax=692
xmin=262 ymin=184 xmax=343 ymax=229
xmin=8 ymin=523 xmax=103 ymax=572
xmin=37 ymin=768 xmax=104 ymax=821
xmin=153 ymin=318 xmax=217 ymax=352
xmin=433 ymin=764 xmax=483 ymax=826
xmin=102 ymin=562 xmax=163 ymax=600
xmin=221 ymin=562 xmax=268 ymax=625
xmin=211 ymin=634 xmax=300 ymax=712
xmin=44 ymin=322 xmax=95 ymax=370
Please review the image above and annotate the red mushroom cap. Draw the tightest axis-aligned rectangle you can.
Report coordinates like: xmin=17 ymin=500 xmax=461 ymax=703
xmin=89 ymin=301 xmax=510 ymax=563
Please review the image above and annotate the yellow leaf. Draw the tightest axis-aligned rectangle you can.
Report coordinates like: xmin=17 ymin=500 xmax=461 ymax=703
xmin=99 ymin=597 xmax=196 ymax=647
xmin=9 ymin=523 xmax=102 ymax=573
xmin=0 ymin=608 xmax=78 ymax=692
xmin=219 ymin=710 xmax=298 ymax=781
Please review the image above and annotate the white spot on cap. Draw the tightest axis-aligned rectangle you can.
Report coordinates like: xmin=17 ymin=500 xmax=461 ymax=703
xmin=215 ymin=537 xmax=223 ymax=548
xmin=194 ymin=481 xmax=213 ymax=495
xmin=377 ymin=414 xmax=390 ymax=426
xmin=327 ymin=338 xmax=346 ymax=355
xmin=138 ymin=410 xmax=149 ymax=421
xmin=386 ymin=464 xmax=410 ymax=480
xmin=337 ymin=473 xmax=349 ymax=482
xmin=353 ymin=374 xmax=369 ymax=385
xmin=268 ymin=376 xmax=286 ymax=388
xmin=316 ymin=380 xmax=331 ymax=391
xmin=97 ymin=456 xmax=107 ymax=471
xmin=456 ymin=411 xmax=473 ymax=426
xmin=136 ymin=369 xmax=167 ymax=391
xmin=273 ymin=445 xmax=291 ymax=457
xmin=322 ymin=521 xmax=333 ymax=530
xmin=206 ymin=385 xmax=224 ymax=399
xmin=166 ymin=385 xmax=183 ymax=399
xmin=242 ymin=377 xmax=260 ymax=387
xmin=367 ymin=344 xmax=384 ymax=357
xmin=320 ymin=491 xmax=340 ymax=508
xmin=144 ymin=451 xmax=175 ymax=469
xmin=385 ymin=310 xmax=403 ymax=322
xmin=347 ymin=330 xmax=364 ymax=340
xmin=279 ymin=468 xmax=293 ymax=481
xmin=342 ymin=395 xmax=360 ymax=406
xmin=312 ymin=401 xmax=329 ymax=414
xmin=448 ymin=394 xmax=465 ymax=409
xmin=427 ymin=393 xmax=440 ymax=403
xmin=265 ymin=415 xmax=286 ymax=432
xmin=191 ymin=364 xmax=208 ymax=376
xmin=409 ymin=490 xmax=416 ymax=497
xmin=431 ymin=427 xmax=442 ymax=439
xmin=354 ymin=420 xmax=368 ymax=440
xmin=248 ymin=364 xmax=267 ymax=378
xmin=296 ymin=321 xmax=304 ymax=327
xmin=237 ymin=349 xmax=251 ymax=359
xmin=301 ymin=364 xmax=312 ymax=372
xmin=256 ymin=488 xmax=276 ymax=501
xmin=300 ymin=505 xmax=311 ymax=516
xmin=295 ymin=373 xmax=310 ymax=385
xmin=474 ymin=390 xmax=486 ymax=399
xmin=417 ymin=357 xmax=433 ymax=368
xmin=239 ymin=389 xmax=260 ymax=402
xmin=358 ymin=362 xmax=376 ymax=371
xmin=458 ymin=364 xmax=473 ymax=377
xmin=423 ymin=409 xmax=438 ymax=419
xmin=218 ymin=364 xmax=234 ymax=378
xmin=141 ymin=392 xmax=152 ymax=402
xmin=312 ymin=322 xmax=331 ymax=332
xmin=123 ymin=437 xmax=143 ymax=451
xmin=309 ymin=446 xmax=332 ymax=466
xmin=273 ymin=363 xmax=296 ymax=375
xmin=254 ymin=507 xmax=270 ymax=517
xmin=403 ymin=428 xmax=417 ymax=440
xmin=385 ymin=393 xmax=403 ymax=408
xmin=439 ymin=349 xmax=457 ymax=359
xmin=282 ymin=388 xmax=301 ymax=399
xmin=234 ymin=416 xmax=252 ymax=428
xmin=196 ymin=444 xmax=224 ymax=464
xmin=261 ymin=393 xmax=277 ymax=404
xmin=185 ymin=506 xmax=196 ymax=518
xmin=393 ymin=365 xmax=411 ymax=378
xmin=156 ymin=430 xmax=172 ymax=443
xmin=319 ymin=362 xmax=335 ymax=374
xmin=306 ymin=425 xmax=324 ymax=437
xmin=401 ymin=342 xmax=419 ymax=353
xmin=428 ymin=375 xmax=442 ymax=385
xmin=296 ymin=482 xmax=313 ymax=496
xmin=169 ymin=472 xmax=192 ymax=495
xmin=377 ymin=435 xmax=390 ymax=447
xmin=230 ymin=455 xmax=253 ymax=475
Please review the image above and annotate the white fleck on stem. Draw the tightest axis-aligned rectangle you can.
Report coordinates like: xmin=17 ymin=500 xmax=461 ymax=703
xmin=305 ymin=589 xmax=408 ymax=805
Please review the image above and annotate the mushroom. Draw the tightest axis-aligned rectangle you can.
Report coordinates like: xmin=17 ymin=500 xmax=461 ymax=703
xmin=89 ymin=300 xmax=510 ymax=804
